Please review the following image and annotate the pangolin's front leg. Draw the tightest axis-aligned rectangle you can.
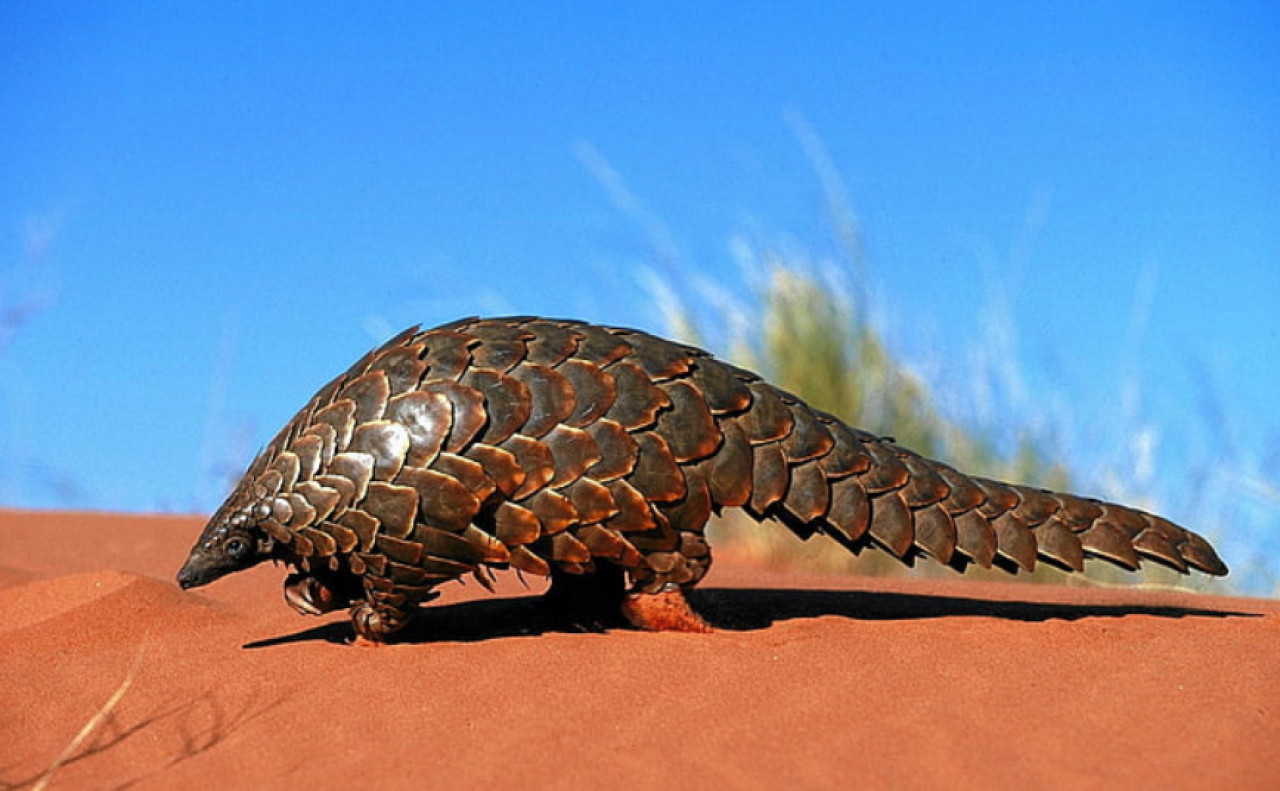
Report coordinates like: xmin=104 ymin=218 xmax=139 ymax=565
xmin=284 ymin=572 xmax=422 ymax=644
xmin=350 ymin=598 xmax=415 ymax=644
xmin=350 ymin=572 xmax=449 ymax=644
xmin=283 ymin=573 xmax=351 ymax=616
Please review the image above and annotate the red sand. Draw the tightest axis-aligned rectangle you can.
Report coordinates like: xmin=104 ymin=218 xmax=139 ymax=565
xmin=2 ymin=509 xmax=1277 ymax=790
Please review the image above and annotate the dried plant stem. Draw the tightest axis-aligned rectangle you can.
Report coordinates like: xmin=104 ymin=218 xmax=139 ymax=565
xmin=33 ymin=649 xmax=145 ymax=791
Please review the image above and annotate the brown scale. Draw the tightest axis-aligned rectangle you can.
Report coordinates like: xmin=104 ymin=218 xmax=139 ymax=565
xmin=177 ymin=316 xmax=1230 ymax=643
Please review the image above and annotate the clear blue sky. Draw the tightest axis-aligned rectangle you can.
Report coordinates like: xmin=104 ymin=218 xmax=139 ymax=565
xmin=2 ymin=4 xmax=1277 ymax=590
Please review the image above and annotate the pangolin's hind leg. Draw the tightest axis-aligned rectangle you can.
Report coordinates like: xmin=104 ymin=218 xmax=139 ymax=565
xmin=544 ymin=558 xmax=713 ymax=633
xmin=621 ymin=583 xmax=713 ymax=633
xmin=621 ymin=541 xmax=715 ymax=634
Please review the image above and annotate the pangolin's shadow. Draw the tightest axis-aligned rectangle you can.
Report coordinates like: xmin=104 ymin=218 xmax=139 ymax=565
xmin=244 ymin=586 xmax=1254 ymax=648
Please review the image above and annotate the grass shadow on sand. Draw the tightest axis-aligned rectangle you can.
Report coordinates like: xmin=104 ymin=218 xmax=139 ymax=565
xmin=243 ymin=586 xmax=1257 ymax=648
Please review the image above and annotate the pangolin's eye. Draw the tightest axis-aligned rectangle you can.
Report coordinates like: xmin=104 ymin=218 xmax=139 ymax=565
xmin=226 ymin=537 xmax=250 ymax=562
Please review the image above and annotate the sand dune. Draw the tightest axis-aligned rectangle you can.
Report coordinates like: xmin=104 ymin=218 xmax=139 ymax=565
xmin=2 ymin=509 xmax=1277 ymax=790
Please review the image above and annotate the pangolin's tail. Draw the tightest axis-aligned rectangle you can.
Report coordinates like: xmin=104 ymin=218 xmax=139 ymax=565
xmin=689 ymin=369 xmax=1227 ymax=578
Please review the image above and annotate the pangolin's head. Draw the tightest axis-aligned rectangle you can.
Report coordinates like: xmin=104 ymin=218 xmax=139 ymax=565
xmin=176 ymin=498 xmax=276 ymax=589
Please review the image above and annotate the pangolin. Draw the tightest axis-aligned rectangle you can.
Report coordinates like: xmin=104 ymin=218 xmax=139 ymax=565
xmin=176 ymin=316 xmax=1228 ymax=642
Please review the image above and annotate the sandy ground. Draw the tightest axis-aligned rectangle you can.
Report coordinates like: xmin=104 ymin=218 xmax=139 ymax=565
xmin=2 ymin=508 xmax=1277 ymax=790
